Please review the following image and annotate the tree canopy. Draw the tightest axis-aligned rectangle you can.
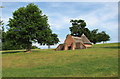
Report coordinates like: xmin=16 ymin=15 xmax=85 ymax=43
xmin=6 ymin=3 xmax=59 ymax=51
xmin=46 ymin=33 xmax=59 ymax=49
xmin=69 ymin=19 xmax=110 ymax=44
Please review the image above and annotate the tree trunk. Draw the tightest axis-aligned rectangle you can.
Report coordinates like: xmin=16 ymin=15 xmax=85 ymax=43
xmin=93 ymin=42 xmax=96 ymax=44
xmin=48 ymin=45 xmax=50 ymax=49
xmin=26 ymin=43 xmax=32 ymax=53
xmin=27 ymin=46 xmax=31 ymax=51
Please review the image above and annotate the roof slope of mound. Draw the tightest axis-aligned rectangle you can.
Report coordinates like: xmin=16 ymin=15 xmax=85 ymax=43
xmin=72 ymin=36 xmax=83 ymax=43
xmin=81 ymin=34 xmax=92 ymax=44
xmin=71 ymin=34 xmax=92 ymax=44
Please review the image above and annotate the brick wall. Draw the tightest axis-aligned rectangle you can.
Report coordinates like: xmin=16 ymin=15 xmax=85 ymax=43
xmin=56 ymin=44 xmax=64 ymax=51
xmin=64 ymin=35 xmax=74 ymax=47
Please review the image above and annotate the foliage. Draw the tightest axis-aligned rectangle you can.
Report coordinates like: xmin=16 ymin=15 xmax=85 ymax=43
xmin=90 ymin=29 xmax=100 ymax=44
xmin=46 ymin=33 xmax=59 ymax=48
xmin=0 ymin=20 xmax=4 ymax=41
xmin=90 ymin=29 xmax=110 ymax=44
xmin=69 ymin=19 xmax=91 ymax=38
xmin=69 ymin=19 xmax=110 ymax=44
xmin=0 ymin=21 xmax=24 ymax=50
xmin=6 ymin=3 xmax=59 ymax=51
xmin=0 ymin=21 xmax=7 ymax=50
xmin=97 ymin=31 xmax=110 ymax=43
xmin=31 ymin=45 xmax=39 ymax=49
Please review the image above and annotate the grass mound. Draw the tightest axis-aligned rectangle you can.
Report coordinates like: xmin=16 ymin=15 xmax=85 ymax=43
xmin=2 ymin=43 xmax=119 ymax=77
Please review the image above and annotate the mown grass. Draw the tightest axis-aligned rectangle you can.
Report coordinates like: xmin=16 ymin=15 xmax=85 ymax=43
xmin=2 ymin=43 xmax=119 ymax=77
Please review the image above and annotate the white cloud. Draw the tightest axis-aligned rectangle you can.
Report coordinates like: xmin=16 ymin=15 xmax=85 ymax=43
xmin=48 ymin=3 xmax=118 ymax=32
xmin=48 ymin=13 xmax=71 ymax=30
xmin=59 ymin=37 xmax=65 ymax=43
xmin=2 ymin=16 xmax=13 ymax=24
xmin=76 ymin=3 xmax=118 ymax=31
xmin=2 ymin=17 xmax=12 ymax=31
xmin=2 ymin=17 xmax=9 ymax=24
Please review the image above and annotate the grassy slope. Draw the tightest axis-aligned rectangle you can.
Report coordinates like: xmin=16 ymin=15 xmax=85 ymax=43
xmin=2 ymin=43 xmax=119 ymax=77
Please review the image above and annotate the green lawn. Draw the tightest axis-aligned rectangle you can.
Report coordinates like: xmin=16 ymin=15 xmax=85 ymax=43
xmin=2 ymin=43 xmax=119 ymax=77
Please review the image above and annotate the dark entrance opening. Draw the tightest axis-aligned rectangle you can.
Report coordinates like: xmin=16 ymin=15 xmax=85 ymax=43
xmin=61 ymin=46 xmax=64 ymax=50
xmin=68 ymin=46 xmax=71 ymax=50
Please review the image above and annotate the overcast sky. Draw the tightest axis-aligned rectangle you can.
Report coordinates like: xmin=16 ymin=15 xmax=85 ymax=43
xmin=1 ymin=2 xmax=118 ymax=49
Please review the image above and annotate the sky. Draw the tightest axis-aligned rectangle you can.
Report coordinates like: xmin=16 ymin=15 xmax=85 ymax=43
xmin=1 ymin=2 xmax=118 ymax=49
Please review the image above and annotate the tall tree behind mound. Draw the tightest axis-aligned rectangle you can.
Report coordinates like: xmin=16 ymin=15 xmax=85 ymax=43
xmin=7 ymin=3 xmax=59 ymax=52
xmin=69 ymin=19 xmax=110 ymax=44
xmin=69 ymin=19 xmax=91 ymax=41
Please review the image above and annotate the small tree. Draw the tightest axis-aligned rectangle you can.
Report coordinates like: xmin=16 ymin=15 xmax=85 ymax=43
xmin=46 ymin=33 xmax=59 ymax=49
xmin=7 ymin=3 xmax=59 ymax=52
xmin=97 ymin=31 xmax=110 ymax=43
xmin=90 ymin=30 xmax=110 ymax=44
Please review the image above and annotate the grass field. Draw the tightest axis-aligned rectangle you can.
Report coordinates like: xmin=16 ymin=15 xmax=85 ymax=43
xmin=2 ymin=43 xmax=119 ymax=77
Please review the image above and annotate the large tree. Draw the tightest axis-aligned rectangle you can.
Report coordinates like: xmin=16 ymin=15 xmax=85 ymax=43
xmin=7 ymin=3 xmax=59 ymax=52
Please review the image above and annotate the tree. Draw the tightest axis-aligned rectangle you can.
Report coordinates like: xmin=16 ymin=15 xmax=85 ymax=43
xmin=46 ymin=33 xmax=59 ymax=49
xmin=69 ymin=19 xmax=110 ymax=44
xmin=1 ymin=21 xmax=5 ymax=43
xmin=69 ymin=19 xmax=91 ymax=41
xmin=7 ymin=3 xmax=59 ymax=52
xmin=90 ymin=29 xmax=110 ymax=44
xmin=0 ymin=21 xmax=24 ymax=50
xmin=0 ymin=21 xmax=4 ymax=49
xmin=0 ymin=21 xmax=3 ymax=41
xmin=90 ymin=29 xmax=99 ymax=44
xmin=31 ymin=45 xmax=39 ymax=49
xmin=97 ymin=31 xmax=110 ymax=43
xmin=0 ymin=21 xmax=6 ymax=47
